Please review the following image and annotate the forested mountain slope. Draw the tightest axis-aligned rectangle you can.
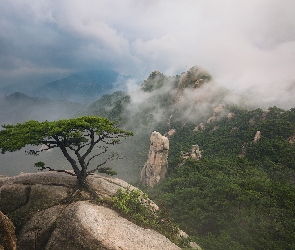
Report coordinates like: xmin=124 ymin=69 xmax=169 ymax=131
xmin=84 ymin=67 xmax=214 ymax=181
xmin=85 ymin=67 xmax=295 ymax=250
xmin=150 ymin=106 xmax=295 ymax=250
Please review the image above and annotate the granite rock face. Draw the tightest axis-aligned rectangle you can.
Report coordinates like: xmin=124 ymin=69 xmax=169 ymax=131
xmin=0 ymin=211 xmax=17 ymax=250
xmin=140 ymin=131 xmax=169 ymax=187
xmin=0 ymin=172 xmax=181 ymax=250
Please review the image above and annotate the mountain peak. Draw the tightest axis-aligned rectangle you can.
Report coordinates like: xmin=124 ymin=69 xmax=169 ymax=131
xmin=33 ymin=69 xmax=136 ymax=103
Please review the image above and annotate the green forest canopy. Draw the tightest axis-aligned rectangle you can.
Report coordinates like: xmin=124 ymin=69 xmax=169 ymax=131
xmin=148 ymin=107 xmax=295 ymax=250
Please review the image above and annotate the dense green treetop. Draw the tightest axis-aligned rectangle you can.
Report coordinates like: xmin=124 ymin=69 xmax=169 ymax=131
xmin=0 ymin=116 xmax=133 ymax=185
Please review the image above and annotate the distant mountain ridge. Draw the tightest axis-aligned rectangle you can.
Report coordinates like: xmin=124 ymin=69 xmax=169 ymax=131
xmin=0 ymin=92 xmax=84 ymax=125
xmin=32 ymin=69 xmax=138 ymax=103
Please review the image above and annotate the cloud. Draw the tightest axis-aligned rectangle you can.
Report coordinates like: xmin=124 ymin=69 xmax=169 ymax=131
xmin=0 ymin=0 xmax=295 ymax=107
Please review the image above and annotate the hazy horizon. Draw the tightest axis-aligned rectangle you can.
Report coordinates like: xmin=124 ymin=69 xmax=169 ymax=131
xmin=1 ymin=1 xmax=295 ymax=102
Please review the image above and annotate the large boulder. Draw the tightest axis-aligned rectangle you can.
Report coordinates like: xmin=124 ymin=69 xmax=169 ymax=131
xmin=0 ymin=172 xmax=181 ymax=250
xmin=140 ymin=131 xmax=169 ymax=187
xmin=45 ymin=202 xmax=178 ymax=250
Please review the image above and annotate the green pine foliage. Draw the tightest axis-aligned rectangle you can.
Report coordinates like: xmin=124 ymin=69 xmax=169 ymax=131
xmin=0 ymin=116 xmax=133 ymax=186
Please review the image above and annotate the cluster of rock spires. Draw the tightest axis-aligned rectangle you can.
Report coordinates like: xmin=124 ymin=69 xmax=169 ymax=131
xmin=140 ymin=104 xmax=271 ymax=188
xmin=140 ymin=131 xmax=203 ymax=187
xmin=160 ymin=98 xmax=280 ymax=177
xmin=174 ymin=66 xmax=210 ymax=103
xmin=139 ymin=67 xmax=214 ymax=187
xmin=0 ymin=172 xmax=201 ymax=250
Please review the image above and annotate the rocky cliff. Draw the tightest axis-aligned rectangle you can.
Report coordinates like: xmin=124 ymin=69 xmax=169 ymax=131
xmin=0 ymin=172 xmax=184 ymax=250
xmin=140 ymin=131 xmax=169 ymax=187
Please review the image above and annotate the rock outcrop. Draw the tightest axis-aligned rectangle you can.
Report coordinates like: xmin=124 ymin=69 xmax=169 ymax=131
xmin=181 ymin=145 xmax=202 ymax=163
xmin=166 ymin=128 xmax=177 ymax=138
xmin=194 ymin=105 xmax=230 ymax=132
xmin=141 ymin=131 xmax=169 ymax=187
xmin=288 ymin=134 xmax=295 ymax=144
xmin=174 ymin=66 xmax=211 ymax=103
xmin=0 ymin=172 xmax=181 ymax=250
xmin=193 ymin=122 xmax=205 ymax=132
xmin=227 ymin=112 xmax=235 ymax=119
xmin=0 ymin=211 xmax=17 ymax=250
xmin=253 ymin=131 xmax=261 ymax=143
xmin=207 ymin=104 xmax=225 ymax=124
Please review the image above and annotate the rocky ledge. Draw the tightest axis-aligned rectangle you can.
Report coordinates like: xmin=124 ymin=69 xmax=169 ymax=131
xmin=0 ymin=172 xmax=187 ymax=250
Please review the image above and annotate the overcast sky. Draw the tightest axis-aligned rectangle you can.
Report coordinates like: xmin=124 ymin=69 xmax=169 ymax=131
xmin=1 ymin=0 xmax=295 ymax=95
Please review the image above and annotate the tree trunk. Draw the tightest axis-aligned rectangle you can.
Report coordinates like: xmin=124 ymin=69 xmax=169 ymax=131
xmin=77 ymin=165 xmax=88 ymax=187
xmin=77 ymin=174 xmax=87 ymax=187
xmin=59 ymin=146 xmax=80 ymax=176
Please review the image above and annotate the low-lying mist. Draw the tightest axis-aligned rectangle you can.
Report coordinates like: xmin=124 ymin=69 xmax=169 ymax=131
xmin=1 ymin=66 xmax=294 ymax=183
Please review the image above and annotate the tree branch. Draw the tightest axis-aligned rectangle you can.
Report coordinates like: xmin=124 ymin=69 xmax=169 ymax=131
xmin=26 ymin=144 xmax=58 ymax=155
xmin=35 ymin=164 xmax=77 ymax=176
xmin=81 ymin=130 xmax=96 ymax=160
xmin=87 ymin=152 xmax=121 ymax=175
xmin=86 ymin=146 xmax=108 ymax=166
xmin=87 ymin=159 xmax=108 ymax=175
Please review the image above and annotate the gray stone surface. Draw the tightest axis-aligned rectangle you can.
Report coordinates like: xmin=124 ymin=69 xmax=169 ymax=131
xmin=17 ymin=205 xmax=66 ymax=250
xmin=0 ymin=184 xmax=30 ymax=213
xmin=86 ymin=174 xmax=132 ymax=198
xmin=46 ymin=201 xmax=180 ymax=250
xmin=0 ymin=172 xmax=182 ymax=250
xmin=11 ymin=171 xmax=77 ymax=187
